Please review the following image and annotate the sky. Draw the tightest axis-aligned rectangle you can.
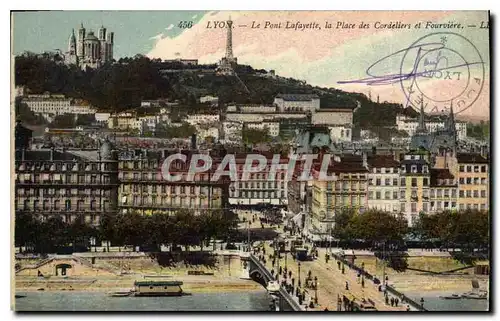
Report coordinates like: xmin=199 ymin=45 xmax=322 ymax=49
xmin=12 ymin=10 xmax=490 ymax=119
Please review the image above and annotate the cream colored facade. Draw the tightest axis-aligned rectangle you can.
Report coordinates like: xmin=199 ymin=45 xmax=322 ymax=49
xmin=310 ymin=162 xmax=368 ymax=236
xmin=455 ymin=154 xmax=489 ymax=211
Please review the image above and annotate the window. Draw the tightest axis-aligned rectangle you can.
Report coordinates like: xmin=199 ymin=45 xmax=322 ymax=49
xmin=452 ymin=189 xmax=457 ymax=198
xmin=430 ymin=189 xmax=435 ymax=198
xmin=459 ymin=177 xmax=464 ymax=184
xmin=393 ymin=178 xmax=398 ymax=186
xmin=459 ymin=190 xmax=464 ymax=197
xmin=466 ymin=190 xmax=472 ymax=198
xmin=480 ymin=204 xmax=486 ymax=210
xmin=400 ymin=178 xmax=406 ymax=186
xmin=376 ymin=191 xmax=381 ymax=200
xmin=481 ymin=165 xmax=487 ymax=173
xmin=411 ymin=178 xmax=417 ymax=187
xmin=473 ymin=190 xmax=479 ymax=198
xmin=474 ymin=166 xmax=479 ymax=173
xmin=376 ymin=178 xmax=381 ymax=186
xmin=393 ymin=191 xmax=398 ymax=199
xmin=411 ymin=165 xmax=417 ymax=173
xmin=423 ymin=178 xmax=429 ymax=186
xmin=437 ymin=189 xmax=442 ymax=198
xmin=481 ymin=178 xmax=487 ymax=185
xmin=466 ymin=166 xmax=472 ymax=172
xmin=400 ymin=203 xmax=406 ymax=212
xmin=423 ymin=203 xmax=428 ymax=212
xmin=481 ymin=190 xmax=486 ymax=198
xmin=385 ymin=178 xmax=390 ymax=186
xmin=459 ymin=165 xmax=464 ymax=172
xmin=466 ymin=178 xmax=472 ymax=184
xmin=411 ymin=203 xmax=417 ymax=213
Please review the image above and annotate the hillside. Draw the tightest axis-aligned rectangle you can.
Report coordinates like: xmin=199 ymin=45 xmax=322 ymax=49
xmin=14 ymin=54 xmax=404 ymax=133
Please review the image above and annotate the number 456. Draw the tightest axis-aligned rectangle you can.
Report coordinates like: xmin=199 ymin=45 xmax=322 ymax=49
xmin=178 ymin=21 xmax=193 ymax=29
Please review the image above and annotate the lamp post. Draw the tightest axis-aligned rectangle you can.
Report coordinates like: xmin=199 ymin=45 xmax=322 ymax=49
xmin=314 ymin=276 xmax=318 ymax=304
xmin=298 ymin=262 xmax=301 ymax=287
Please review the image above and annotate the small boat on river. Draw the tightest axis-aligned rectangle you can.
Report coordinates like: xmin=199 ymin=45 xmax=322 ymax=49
xmin=132 ymin=280 xmax=189 ymax=297
xmin=440 ymin=294 xmax=462 ymax=300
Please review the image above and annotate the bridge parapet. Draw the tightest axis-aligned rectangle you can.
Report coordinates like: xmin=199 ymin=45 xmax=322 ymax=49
xmin=243 ymin=253 xmax=304 ymax=311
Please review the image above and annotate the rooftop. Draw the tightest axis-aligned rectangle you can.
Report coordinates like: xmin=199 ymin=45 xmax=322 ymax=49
xmin=367 ymin=155 xmax=400 ymax=168
xmin=457 ymin=153 xmax=489 ymax=164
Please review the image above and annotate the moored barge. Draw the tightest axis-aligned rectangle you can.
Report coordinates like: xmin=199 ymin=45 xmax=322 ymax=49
xmin=133 ymin=280 xmax=189 ymax=297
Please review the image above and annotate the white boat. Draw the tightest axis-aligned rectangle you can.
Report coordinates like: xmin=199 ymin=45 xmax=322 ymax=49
xmin=462 ymin=290 xmax=488 ymax=300
xmin=267 ymin=280 xmax=280 ymax=293
xmin=440 ymin=294 xmax=462 ymax=300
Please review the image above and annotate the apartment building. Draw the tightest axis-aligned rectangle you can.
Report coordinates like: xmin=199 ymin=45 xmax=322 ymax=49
xmin=399 ymin=150 xmax=431 ymax=226
xmin=14 ymin=142 xmax=119 ymax=226
xmin=366 ymin=155 xmax=401 ymax=213
xmin=456 ymin=153 xmax=489 ymax=211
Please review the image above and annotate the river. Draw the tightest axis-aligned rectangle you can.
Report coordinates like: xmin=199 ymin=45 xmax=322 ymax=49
xmin=407 ymin=292 xmax=489 ymax=311
xmin=15 ymin=291 xmax=488 ymax=312
xmin=14 ymin=291 xmax=275 ymax=312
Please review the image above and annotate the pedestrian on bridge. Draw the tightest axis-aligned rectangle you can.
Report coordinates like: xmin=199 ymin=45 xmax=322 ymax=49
xmin=292 ymin=278 xmax=295 ymax=286
xmin=289 ymin=270 xmax=292 ymax=279
xmin=345 ymin=281 xmax=349 ymax=290
xmin=279 ymin=266 xmax=283 ymax=275
xmin=361 ymin=277 xmax=365 ymax=288
xmin=395 ymin=298 xmax=399 ymax=306
xmin=390 ymin=297 xmax=395 ymax=306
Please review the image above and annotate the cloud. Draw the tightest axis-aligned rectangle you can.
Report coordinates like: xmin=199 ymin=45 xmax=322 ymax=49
xmin=148 ymin=11 xmax=490 ymax=118
xmin=165 ymin=24 xmax=174 ymax=30
xmin=149 ymin=33 xmax=164 ymax=41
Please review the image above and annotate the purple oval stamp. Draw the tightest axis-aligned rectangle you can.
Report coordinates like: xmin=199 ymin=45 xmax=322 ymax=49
xmin=399 ymin=32 xmax=485 ymax=114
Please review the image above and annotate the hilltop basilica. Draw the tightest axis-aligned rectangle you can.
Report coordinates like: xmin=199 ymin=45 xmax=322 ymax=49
xmin=65 ymin=23 xmax=114 ymax=70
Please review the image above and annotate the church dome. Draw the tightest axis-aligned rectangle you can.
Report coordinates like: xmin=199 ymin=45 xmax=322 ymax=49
xmin=85 ymin=31 xmax=99 ymax=42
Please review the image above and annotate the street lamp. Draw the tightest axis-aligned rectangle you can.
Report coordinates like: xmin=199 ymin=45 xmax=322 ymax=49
xmin=298 ymin=262 xmax=301 ymax=287
xmin=314 ymin=276 xmax=318 ymax=304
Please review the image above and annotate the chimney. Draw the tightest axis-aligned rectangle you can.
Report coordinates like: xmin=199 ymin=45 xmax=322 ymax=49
xmin=50 ymin=147 xmax=55 ymax=161
xmin=362 ymin=151 xmax=368 ymax=168
xmin=21 ymin=148 xmax=25 ymax=161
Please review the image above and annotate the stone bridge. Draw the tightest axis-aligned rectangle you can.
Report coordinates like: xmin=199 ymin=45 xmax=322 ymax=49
xmin=238 ymin=252 xmax=304 ymax=311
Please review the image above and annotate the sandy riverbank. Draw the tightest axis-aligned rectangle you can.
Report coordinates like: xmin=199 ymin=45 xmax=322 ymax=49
xmin=16 ymin=275 xmax=264 ymax=294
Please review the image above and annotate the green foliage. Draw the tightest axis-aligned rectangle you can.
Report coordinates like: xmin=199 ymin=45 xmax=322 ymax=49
xmin=14 ymin=98 xmax=47 ymax=125
xmin=15 ymin=209 xmax=238 ymax=253
xmin=15 ymin=213 xmax=97 ymax=253
xmin=15 ymin=54 xmax=403 ymax=133
xmin=467 ymin=121 xmax=490 ymax=140
xmin=242 ymin=127 xmax=271 ymax=145
xmin=332 ymin=208 xmax=407 ymax=245
xmin=155 ymin=122 xmax=196 ymax=138
xmin=48 ymin=114 xmax=76 ymax=128
xmin=413 ymin=209 xmax=489 ymax=251
xmin=75 ymin=114 xmax=96 ymax=126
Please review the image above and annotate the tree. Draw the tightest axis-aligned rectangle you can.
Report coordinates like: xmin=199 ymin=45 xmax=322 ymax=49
xmin=242 ymin=127 xmax=271 ymax=145
xmin=15 ymin=98 xmax=47 ymax=125
xmin=49 ymin=114 xmax=76 ymax=128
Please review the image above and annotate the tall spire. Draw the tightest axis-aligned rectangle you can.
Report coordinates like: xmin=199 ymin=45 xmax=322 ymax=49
xmin=226 ymin=16 xmax=233 ymax=59
xmin=446 ymin=101 xmax=456 ymax=133
xmin=416 ymin=96 xmax=427 ymax=133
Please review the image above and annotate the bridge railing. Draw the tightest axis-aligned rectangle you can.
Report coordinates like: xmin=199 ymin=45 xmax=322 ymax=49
xmin=248 ymin=254 xmax=304 ymax=311
xmin=331 ymin=251 xmax=427 ymax=311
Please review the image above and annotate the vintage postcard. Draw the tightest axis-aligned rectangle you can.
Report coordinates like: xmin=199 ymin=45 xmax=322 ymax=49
xmin=11 ymin=10 xmax=490 ymax=312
